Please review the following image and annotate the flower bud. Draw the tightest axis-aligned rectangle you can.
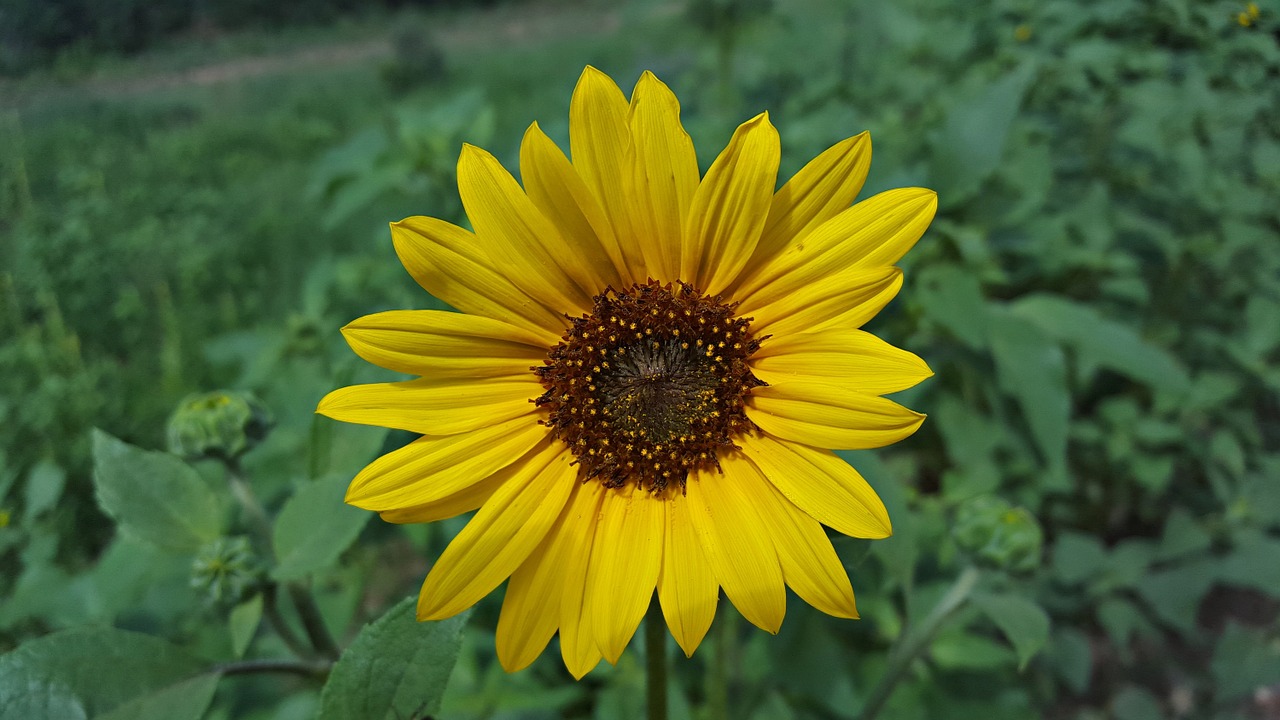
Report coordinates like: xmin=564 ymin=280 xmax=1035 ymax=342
xmin=167 ymin=391 xmax=273 ymax=461
xmin=952 ymin=496 xmax=1043 ymax=573
xmin=190 ymin=536 xmax=263 ymax=606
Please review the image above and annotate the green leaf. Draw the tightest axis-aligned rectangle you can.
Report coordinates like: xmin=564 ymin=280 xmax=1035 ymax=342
xmin=1211 ymin=621 xmax=1280 ymax=701
xmin=0 ymin=627 xmax=218 ymax=720
xmin=91 ymin=430 xmax=222 ymax=552
xmin=930 ymin=631 xmax=1016 ymax=670
xmin=23 ymin=458 xmax=66 ymax=523
xmin=972 ymin=592 xmax=1051 ymax=670
xmin=1051 ymin=532 xmax=1106 ymax=585
xmin=916 ymin=264 xmax=989 ymax=349
xmin=1112 ymin=686 xmax=1163 ymax=720
xmin=319 ymin=598 xmax=468 ymax=720
xmin=1047 ymin=626 xmax=1093 ymax=694
xmin=1156 ymin=509 xmax=1211 ymax=562
xmin=929 ymin=64 xmax=1036 ymax=208
xmin=272 ymin=473 xmax=371 ymax=581
xmin=1010 ymin=294 xmax=1190 ymax=395
xmin=987 ymin=310 xmax=1070 ymax=489
xmin=1135 ymin=559 xmax=1218 ymax=633
xmin=229 ymin=596 xmax=263 ymax=658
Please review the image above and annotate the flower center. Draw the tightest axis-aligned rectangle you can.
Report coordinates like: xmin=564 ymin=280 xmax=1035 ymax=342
xmin=535 ymin=280 xmax=765 ymax=492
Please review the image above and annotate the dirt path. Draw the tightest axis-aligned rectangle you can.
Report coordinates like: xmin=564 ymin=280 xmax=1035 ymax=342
xmin=1 ymin=1 xmax=625 ymax=107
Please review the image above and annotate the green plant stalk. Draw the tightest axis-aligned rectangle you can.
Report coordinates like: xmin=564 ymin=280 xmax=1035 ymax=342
xmin=262 ymin=583 xmax=313 ymax=660
xmin=856 ymin=566 xmax=981 ymax=720
xmin=215 ymin=657 xmax=331 ymax=678
xmin=646 ymin=600 xmax=668 ymax=720
xmin=225 ymin=459 xmax=342 ymax=661
xmin=707 ymin=604 xmax=735 ymax=720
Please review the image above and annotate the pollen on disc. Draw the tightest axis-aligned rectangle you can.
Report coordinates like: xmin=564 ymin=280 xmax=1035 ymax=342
xmin=535 ymin=280 xmax=765 ymax=492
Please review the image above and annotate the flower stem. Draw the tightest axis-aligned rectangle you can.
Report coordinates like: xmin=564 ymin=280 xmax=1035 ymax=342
xmin=223 ymin=458 xmax=342 ymax=661
xmin=215 ymin=657 xmax=331 ymax=678
xmin=289 ymin=581 xmax=342 ymax=660
xmin=646 ymin=600 xmax=668 ymax=720
xmin=262 ymin=583 xmax=312 ymax=659
xmin=856 ymin=566 xmax=981 ymax=720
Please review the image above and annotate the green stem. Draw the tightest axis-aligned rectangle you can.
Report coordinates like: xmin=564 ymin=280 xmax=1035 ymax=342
xmin=646 ymin=600 xmax=668 ymax=720
xmin=262 ymin=583 xmax=312 ymax=660
xmin=223 ymin=458 xmax=342 ymax=661
xmin=857 ymin=567 xmax=981 ymax=720
xmin=707 ymin=605 xmax=733 ymax=720
xmin=289 ymin=581 xmax=342 ymax=661
xmin=215 ymin=657 xmax=331 ymax=678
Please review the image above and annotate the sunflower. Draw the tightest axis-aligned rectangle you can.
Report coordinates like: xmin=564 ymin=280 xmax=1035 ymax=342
xmin=318 ymin=66 xmax=936 ymax=678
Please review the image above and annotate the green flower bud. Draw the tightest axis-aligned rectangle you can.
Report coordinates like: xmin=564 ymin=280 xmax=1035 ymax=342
xmin=167 ymin=391 xmax=273 ymax=461
xmin=190 ymin=536 xmax=263 ymax=606
xmin=952 ymin=496 xmax=1044 ymax=573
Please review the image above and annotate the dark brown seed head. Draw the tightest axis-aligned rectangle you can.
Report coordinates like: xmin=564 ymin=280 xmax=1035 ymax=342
xmin=535 ymin=280 xmax=765 ymax=492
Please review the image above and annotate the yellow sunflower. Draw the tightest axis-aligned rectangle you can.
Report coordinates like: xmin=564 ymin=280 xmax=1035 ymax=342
xmin=318 ymin=66 xmax=935 ymax=678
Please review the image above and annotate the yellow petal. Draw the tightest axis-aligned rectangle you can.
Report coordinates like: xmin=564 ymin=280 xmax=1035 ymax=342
xmin=657 ymin=490 xmax=718 ymax=657
xmin=746 ymin=380 xmax=926 ymax=450
xmin=377 ymin=470 xmax=506 ymax=524
xmin=559 ymin=479 xmax=608 ymax=679
xmin=417 ymin=442 xmax=575 ymax=620
xmin=740 ymin=433 xmax=892 ymax=539
xmin=735 ymin=463 xmax=858 ymax=619
xmin=685 ymin=455 xmax=786 ymax=633
xmin=391 ymin=217 xmax=566 ymax=340
xmin=520 ymin=122 xmax=626 ymax=289
xmin=570 ymin=66 xmax=644 ymax=285
xmin=746 ymin=266 xmax=902 ymax=337
xmin=495 ymin=479 xmax=593 ymax=672
xmin=344 ymin=416 xmax=546 ymax=511
xmin=751 ymin=329 xmax=933 ymax=396
xmin=341 ymin=310 xmax=549 ymax=379
xmin=738 ymin=132 xmax=872 ymax=285
xmin=683 ymin=113 xmax=781 ymax=295
xmin=458 ymin=144 xmax=600 ymax=309
xmin=737 ymin=187 xmax=936 ymax=302
xmin=587 ymin=484 xmax=665 ymax=663
xmin=626 ymin=71 xmax=700 ymax=282
xmin=317 ymin=377 xmax=540 ymax=435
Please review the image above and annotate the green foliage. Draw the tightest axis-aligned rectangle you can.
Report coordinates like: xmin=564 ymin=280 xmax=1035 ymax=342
xmin=91 ymin=430 xmax=224 ymax=553
xmin=1 ymin=0 xmax=1277 ymax=718
xmin=318 ymin=600 xmax=469 ymax=720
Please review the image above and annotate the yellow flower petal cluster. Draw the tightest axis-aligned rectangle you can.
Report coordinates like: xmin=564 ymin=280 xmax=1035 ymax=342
xmin=319 ymin=66 xmax=936 ymax=678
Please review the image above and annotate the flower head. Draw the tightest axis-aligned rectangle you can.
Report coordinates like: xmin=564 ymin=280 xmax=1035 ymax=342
xmin=319 ymin=67 xmax=936 ymax=677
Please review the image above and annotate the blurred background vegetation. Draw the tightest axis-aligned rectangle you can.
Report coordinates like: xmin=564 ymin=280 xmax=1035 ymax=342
xmin=1 ymin=0 xmax=1278 ymax=718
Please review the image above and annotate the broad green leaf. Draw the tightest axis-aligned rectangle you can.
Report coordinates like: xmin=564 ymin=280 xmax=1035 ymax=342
xmin=929 ymin=64 xmax=1036 ymax=208
xmin=23 ymin=458 xmax=66 ymax=522
xmin=272 ymin=473 xmax=371 ymax=581
xmin=1047 ymin=626 xmax=1093 ymax=694
xmin=972 ymin=592 xmax=1051 ymax=670
xmin=318 ymin=598 xmax=469 ymax=720
xmin=1156 ymin=509 xmax=1211 ymax=562
xmin=229 ymin=596 xmax=263 ymax=658
xmin=91 ymin=430 xmax=222 ymax=552
xmin=1051 ymin=532 xmax=1106 ymax=585
xmin=1010 ymin=294 xmax=1190 ymax=395
xmin=987 ymin=310 xmax=1070 ymax=489
xmin=1113 ymin=687 xmax=1163 ymax=720
xmin=0 ymin=627 xmax=218 ymax=720
xmin=1135 ymin=559 xmax=1218 ymax=633
xmin=916 ymin=264 xmax=988 ymax=349
xmin=1211 ymin=621 xmax=1280 ymax=701
xmin=930 ymin=631 xmax=1016 ymax=670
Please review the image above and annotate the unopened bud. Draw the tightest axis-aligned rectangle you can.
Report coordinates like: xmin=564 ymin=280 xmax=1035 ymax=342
xmin=190 ymin=536 xmax=263 ymax=606
xmin=167 ymin=391 xmax=273 ymax=461
xmin=952 ymin=496 xmax=1043 ymax=573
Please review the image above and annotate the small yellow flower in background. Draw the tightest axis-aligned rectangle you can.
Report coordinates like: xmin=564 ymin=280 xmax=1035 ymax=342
xmin=1014 ymin=24 xmax=1033 ymax=42
xmin=1238 ymin=1 xmax=1260 ymax=26
xmin=319 ymin=66 xmax=936 ymax=678
xmin=0 ymin=509 xmax=10 ymax=528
